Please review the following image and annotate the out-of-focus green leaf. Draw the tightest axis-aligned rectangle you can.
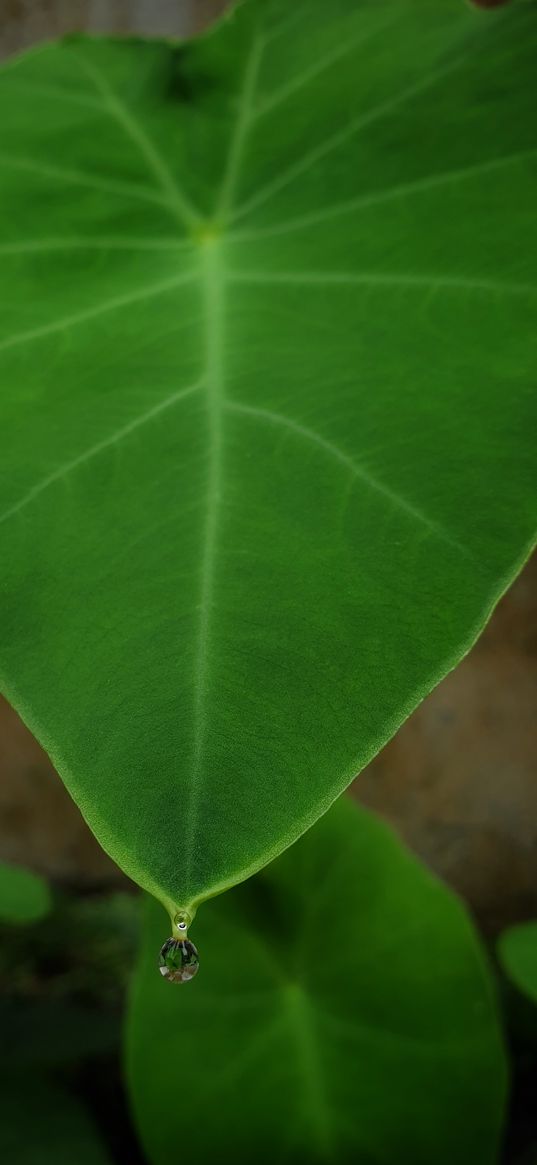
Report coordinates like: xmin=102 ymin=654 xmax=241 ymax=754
xmin=127 ymin=798 xmax=507 ymax=1165
xmin=0 ymin=1073 xmax=111 ymax=1164
xmin=498 ymin=920 xmax=537 ymax=1006
xmin=0 ymin=890 xmax=139 ymax=1021
xmin=0 ymin=860 xmax=51 ymax=924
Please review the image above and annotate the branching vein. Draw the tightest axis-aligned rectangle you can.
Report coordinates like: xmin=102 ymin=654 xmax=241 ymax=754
xmin=254 ymin=14 xmax=391 ymax=119
xmin=230 ymin=52 xmax=470 ymax=225
xmin=215 ymin=30 xmax=264 ymax=221
xmin=75 ymin=51 xmax=200 ymax=231
xmin=0 ymin=236 xmax=195 ymax=255
xmin=229 ymin=148 xmax=537 ymax=242
xmin=0 ymin=151 xmax=165 ymax=207
xmin=229 ymin=270 xmax=536 ymax=297
xmin=0 ymin=269 xmax=196 ymax=355
xmin=225 ymin=400 xmax=469 ymax=557
xmin=0 ymin=381 xmax=201 ymax=527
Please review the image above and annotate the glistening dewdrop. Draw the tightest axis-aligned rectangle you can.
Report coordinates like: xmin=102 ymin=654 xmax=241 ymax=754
xmin=158 ymin=912 xmax=199 ymax=983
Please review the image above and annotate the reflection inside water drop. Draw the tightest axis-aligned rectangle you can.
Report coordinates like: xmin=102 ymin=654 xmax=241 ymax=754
xmin=173 ymin=910 xmax=190 ymax=934
xmin=159 ymin=937 xmax=199 ymax=983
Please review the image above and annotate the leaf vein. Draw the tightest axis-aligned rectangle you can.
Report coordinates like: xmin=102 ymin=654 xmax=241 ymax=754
xmin=215 ymin=29 xmax=264 ymax=220
xmin=183 ymin=244 xmax=225 ymax=887
xmin=0 ymin=236 xmax=195 ymax=255
xmin=0 ymin=151 xmax=165 ymax=208
xmin=74 ymin=51 xmax=200 ymax=231
xmin=229 ymin=270 xmax=536 ymax=296
xmin=226 ymin=400 xmax=470 ymax=557
xmin=229 ymin=148 xmax=537 ymax=241
xmin=0 ymin=269 xmax=196 ymax=355
xmin=0 ymin=380 xmax=202 ymax=527
xmin=254 ymin=14 xmax=391 ymax=120
xmin=230 ymin=52 xmax=471 ymax=225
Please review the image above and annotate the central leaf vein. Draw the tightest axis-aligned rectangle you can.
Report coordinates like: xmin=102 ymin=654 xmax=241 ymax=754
xmin=184 ymin=242 xmax=225 ymax=885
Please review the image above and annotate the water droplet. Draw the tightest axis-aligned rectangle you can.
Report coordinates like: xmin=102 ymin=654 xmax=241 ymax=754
xmin=159 ymin=937 xmax=199 ymax=983
xmin=173 ymin=910 xmax=191 ymax=934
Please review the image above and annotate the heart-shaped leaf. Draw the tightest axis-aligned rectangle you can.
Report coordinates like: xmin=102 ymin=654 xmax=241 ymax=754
xmin=127 ymin=798 xmax=507 ymax=1165
xmin=0 ymin=0 xmax=535 ymax=919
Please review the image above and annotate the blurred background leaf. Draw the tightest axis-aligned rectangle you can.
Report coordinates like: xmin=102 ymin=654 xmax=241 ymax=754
xmin=0 ymin=859 xmax=51 ymax=923
xmin=0 ymin=890 xmax=139 ymax=1064
xmin=127 ymin=798 xmax=507 ymax=1165
xmin=0 ymin=1073 xmax=112 ymax=1164
xmin=0 ymin=885 xmax=142 ymax=1162
xmin=498 ymin=922 xmax=537 ymax=1007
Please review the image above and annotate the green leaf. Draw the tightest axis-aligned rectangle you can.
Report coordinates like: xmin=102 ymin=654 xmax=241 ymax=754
xmin=0 ymin=0 xmax=535 ymax=918
xmin=0 ymin=1074 xmax=111 ymax=1164
xmin=498 ymin=920 xmax=537 ymax=1005
xmin=127 ymin=798 xmax=507 ymax=1165
xmin=0 ymin=861 xmax=51 ymax=924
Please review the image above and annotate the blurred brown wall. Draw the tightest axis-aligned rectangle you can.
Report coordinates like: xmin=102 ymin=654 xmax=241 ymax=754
xmin=0 ymin=0 xmax=228 ymax=56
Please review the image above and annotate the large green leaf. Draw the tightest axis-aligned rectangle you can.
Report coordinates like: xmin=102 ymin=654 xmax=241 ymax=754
xmin=0 ymin=0 xmax=535 ymax=920
xmin=127 ymin=798 xmax=507 ymax=1165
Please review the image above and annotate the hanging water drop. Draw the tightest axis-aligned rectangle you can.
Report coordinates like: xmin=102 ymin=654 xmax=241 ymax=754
xmin=173 ymin=910 xmax=191 ymax=935
xmin=159 ymin=937 xmax=199 ymax=983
